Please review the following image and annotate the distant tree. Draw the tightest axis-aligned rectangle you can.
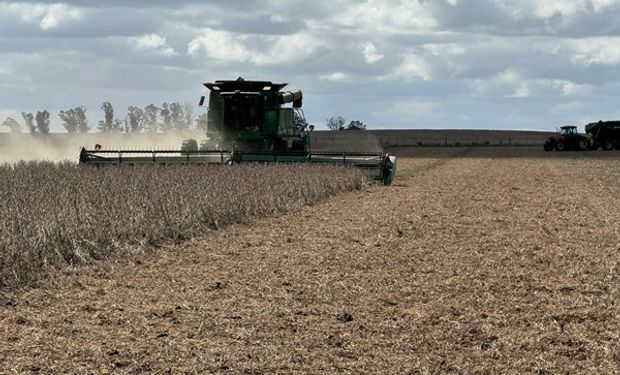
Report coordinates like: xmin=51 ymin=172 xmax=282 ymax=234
xmin=195 ymin=113 xmax=208 ymax=132
xmin=59 ymin=108 xmax=78 ymax=133
xmin=2 ymin=117 xmax=23 ymax=133
xmin=111 ymin=119 xmax=123 ymax=132
xmin=326 ymin=116 xmax=346 ymax=131
xmin=127 ymin=106 xmax=145 ymax=133
xmin=59 ymin=106 xmax=88 ymax=133
xmin=144 ymin=104 xmax=159 ymax=132
xmin=160 ymin=103 xmax=172 ymax=132
xmin=35 ymin=110 xmax=50 ymax=134
xmin=170 ymin=102 xmax=186 ymax=132
xmin=183 ymin=103 xmax=194 ymax=131
xmin=98 ymin=102 xmax=114 ymax=133
xmin=21 ymin=112 xmax=36 ymax=133
xmin=346 ymin=120 xmax=366 ymax=130
xmin=74 ymin=106 xmax=89 ymax=133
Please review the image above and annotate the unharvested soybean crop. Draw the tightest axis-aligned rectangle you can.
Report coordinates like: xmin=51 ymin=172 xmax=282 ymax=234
xmin=0 ymin=162 xmax=365 ymax=287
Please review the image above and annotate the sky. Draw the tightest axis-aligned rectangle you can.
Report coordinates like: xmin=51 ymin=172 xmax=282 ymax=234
xmin=2 ymin=0 xmax=620 ymax=132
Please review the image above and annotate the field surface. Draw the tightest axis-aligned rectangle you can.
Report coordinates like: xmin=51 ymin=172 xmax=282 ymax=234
xmin=1 ymin=147 xmax=619 ymax=374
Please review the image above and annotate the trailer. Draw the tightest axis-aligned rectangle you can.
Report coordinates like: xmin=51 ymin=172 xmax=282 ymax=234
xmin=585 ymin=121 xmax=620 ymax=150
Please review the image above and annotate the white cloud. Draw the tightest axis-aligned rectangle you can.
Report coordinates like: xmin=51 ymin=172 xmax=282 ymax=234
xmin=526 ymin=0 xmax=620 ymax=18
xmin=495 ymin=69 xmax=521 ymax=84
xmin=393 ymin=53 xmax=433 ymax=81
xmin=188 ymin=29 xmax=250 ymax=62
xmin=5 ymin=3 xmax=82 ymax=30
xmin=40 ymin=4 xmax=81 ymax=30
xmin=130 ymin=34 xmax=177 ymax=57
xmin=320 ymin=72 xmax=349 ymax=82
xmin=331 ymin=0 xmax=437 ymax=33
xmin=362 ymin=42 xmax=384 ymax=63
xmin=471 ymin=68 xmax=592 ymax=98
xmin=468 ymin=68 xmax=526 ymax=97
xmin=188 ymin=28 xmax=326 ymax=65
xmin=567 ymin=37 xmax=620 ymax=66
xmin=513 ymin=84 xmax=531 ymax=98
xmin=530 ymin=1 xmax=588 ymax=18
xmin=561 ymin=81 xmax=591 ymax=95
xmin=254 ymin=33 xmax=325 ymax=65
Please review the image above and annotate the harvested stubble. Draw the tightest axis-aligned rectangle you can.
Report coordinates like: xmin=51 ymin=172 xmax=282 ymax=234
xmin=0 ymin=147 xmax=619 ymax=374
xmin=0 ymin=161 xmax=365 ymax=287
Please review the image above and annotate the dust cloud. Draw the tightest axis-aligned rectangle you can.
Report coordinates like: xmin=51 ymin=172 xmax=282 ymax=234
xmin=0 ymin=130 xmax=385 ymax=163
xmin=0 ymin=132 xmax=206 ymax=163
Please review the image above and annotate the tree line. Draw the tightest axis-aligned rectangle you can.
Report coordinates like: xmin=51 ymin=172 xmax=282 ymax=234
xmin=3 ymin=105 xmax=367 ymax=134
xmin=1 ymin=102 xmax=208 ymax=134
xmin=325 ymin=116 xmax=366 ymax=131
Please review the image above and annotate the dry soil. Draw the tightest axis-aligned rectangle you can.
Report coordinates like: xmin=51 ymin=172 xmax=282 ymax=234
xmin=1 ymin=147 xmax=619 ymax=374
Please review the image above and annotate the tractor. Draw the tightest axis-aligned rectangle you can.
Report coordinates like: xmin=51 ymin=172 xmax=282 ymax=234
xmin=543 ymin=126 xmax=589 ymax=151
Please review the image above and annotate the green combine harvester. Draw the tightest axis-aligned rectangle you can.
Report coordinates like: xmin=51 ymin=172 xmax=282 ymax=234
xmin=79 ymin=78 xmax=397 ymax=185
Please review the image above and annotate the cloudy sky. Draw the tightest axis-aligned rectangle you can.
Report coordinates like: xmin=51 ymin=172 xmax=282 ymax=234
xmin=2 ymin=0 xmax=620 ymax=131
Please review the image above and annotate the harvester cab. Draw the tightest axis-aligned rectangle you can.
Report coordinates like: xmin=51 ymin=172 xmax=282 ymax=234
xmin=198 ymin=77 xmax=307 ymax=154
xmin=79 ymin=77 xmax=397 ymax=185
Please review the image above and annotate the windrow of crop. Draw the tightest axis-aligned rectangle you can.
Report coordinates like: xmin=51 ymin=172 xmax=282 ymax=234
xmin=0 ymin=162 xmax=365 ymax=288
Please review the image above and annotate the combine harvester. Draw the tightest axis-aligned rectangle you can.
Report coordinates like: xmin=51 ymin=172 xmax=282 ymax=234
xmin=79 ymin=78 xmax=397 ymax=185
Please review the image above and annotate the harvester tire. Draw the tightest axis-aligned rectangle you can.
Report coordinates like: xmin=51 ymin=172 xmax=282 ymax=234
xmin=603 ymin=140 xmax=614 ymax=151
xmin=555 ymin=141 xmax=566 ymax=151
xmin=578 ymin=139 xmax=588 ymax=151
xmin=273 ymin=139 xmax=288 ymax=153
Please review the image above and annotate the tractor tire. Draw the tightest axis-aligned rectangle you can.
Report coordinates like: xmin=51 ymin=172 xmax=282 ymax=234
xmin=578 ymin=139 xmax=588 ymax=151
xmin=543 ymin=143 xmax=553 ymax=152
xmin=603 ymin=140 xmax=614 ymax=151
xmin=555 ymin=141 xmax=566 ymax=151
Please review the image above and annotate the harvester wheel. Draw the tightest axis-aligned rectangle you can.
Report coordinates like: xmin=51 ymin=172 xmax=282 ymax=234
xmin=555 ymin=141 xmax=566 ymax=151
xmin=603 ymin=140 xmax=614 ymax=151
xmin=273 ymin=139 xmax=288 ymax=153
xmin=578 ymin=139 xmax=588 ymax=151
xmin=291 ymin=139 xmax=305 ymax=152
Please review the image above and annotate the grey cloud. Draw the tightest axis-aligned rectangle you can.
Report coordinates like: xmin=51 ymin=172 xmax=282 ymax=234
xmin=1 ymin=0 xmax=206 ymax=7
xmin=0 ymin=7 xmax=182 ymax=38
xmin=2 ymin=0 xmax=620 ymax=131
xmin=212 ymin=15 xmax=306 ymax=35
xmin=419 ymin=0 xmax=620 ymax=37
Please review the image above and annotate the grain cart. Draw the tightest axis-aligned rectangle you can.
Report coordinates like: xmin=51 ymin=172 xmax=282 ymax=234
xmin=79 ymin=78 xmax=397 ymax=185
xmin=585 ymin=121 xmax=620 ymax=150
